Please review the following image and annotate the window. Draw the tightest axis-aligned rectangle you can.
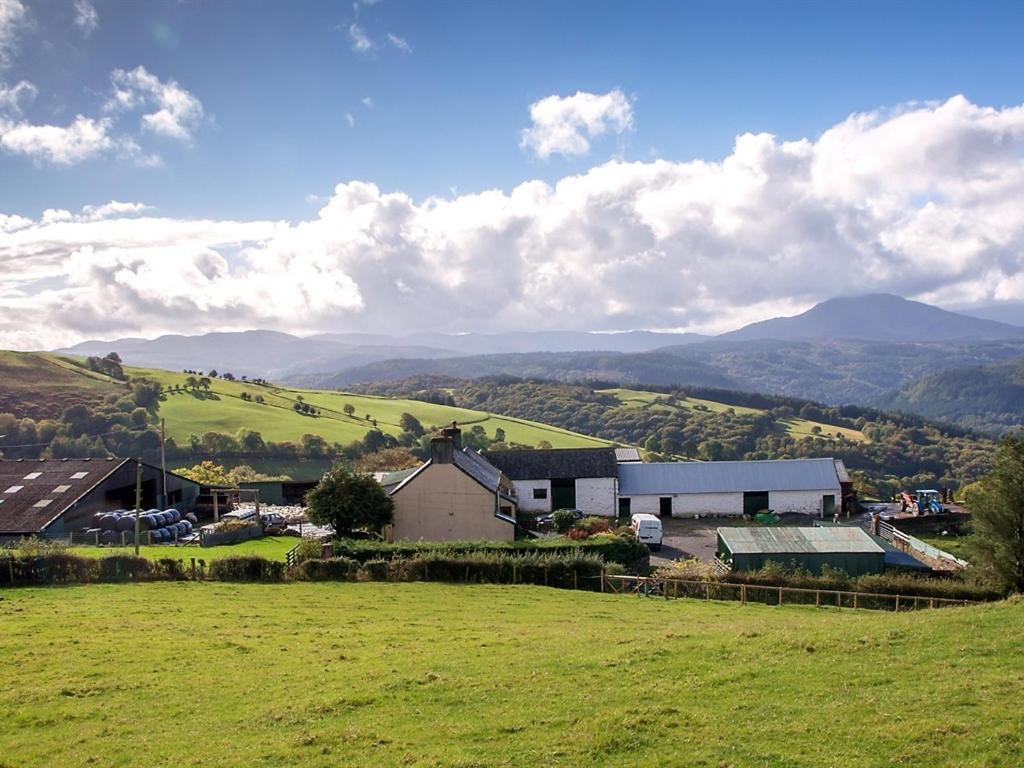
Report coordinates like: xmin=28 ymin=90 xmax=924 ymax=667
xmin=53 ymin=484 xmax=71 ymax=493
xmin=4 ymin=485 xmax=23 ymax=494
xmin=70 ymin=472 xmax=89 ymax=480
xmin=532 ymin=488 xmax=548 ymax=500
xmin=33 ymin=499 xmax=52 ymax=508
xmin=23 ymin=472 xmax=41 ymax=480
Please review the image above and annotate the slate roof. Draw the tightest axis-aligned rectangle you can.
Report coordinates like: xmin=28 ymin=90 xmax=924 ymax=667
xmin=614 ymin=447 xmax=642 ymax=463
xmin=718 ymin=526 xmax=884 ymax=555
xmin=389 ymin=449 xmax=515 ymax=501
xmin=0 ymin=457 xmax=126 ymax=534
xmin=483 ymin=447 xmax=618 ymax=481
xmin=618 ymin=458 xmax=842 ymax=495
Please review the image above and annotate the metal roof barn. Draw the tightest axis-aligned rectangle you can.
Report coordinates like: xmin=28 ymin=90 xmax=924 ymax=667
xmin=618 ymin=458 xmax=843 ymax=495
xmin=717 ymin=525 xmax=886 ymax=576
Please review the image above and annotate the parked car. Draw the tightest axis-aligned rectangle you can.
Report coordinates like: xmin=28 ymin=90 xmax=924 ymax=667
xmin=260 ymin=511 xmax=288 ymax=533
xmin=630 ymin=513 xmax=663 ymax=550
xmin=536 ymin=508 xmax=586 ymax=530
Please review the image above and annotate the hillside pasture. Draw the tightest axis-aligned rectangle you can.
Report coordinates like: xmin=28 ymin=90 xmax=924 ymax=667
xmin=0 ymin=351 xmax=124 ymax=420
xmin=0 ymin=582 xmax=1021 ymax=767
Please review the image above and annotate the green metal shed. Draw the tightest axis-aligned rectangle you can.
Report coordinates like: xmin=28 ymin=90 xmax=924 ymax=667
xmin=717 ymin=526 xmax=886 ymax=576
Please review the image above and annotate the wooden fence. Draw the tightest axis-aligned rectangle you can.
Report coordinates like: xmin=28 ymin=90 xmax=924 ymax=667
xmin=600 ymin=574 xmax=978 ymax=611
xmin=877 ymin=521 xmax=969 ymax=570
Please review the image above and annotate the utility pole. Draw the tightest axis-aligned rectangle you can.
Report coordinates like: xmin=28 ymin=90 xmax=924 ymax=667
xmin=134 ymin=459 xmax=143 ymax=556
xmin=160 ymin=418 xmax=168 ymax=509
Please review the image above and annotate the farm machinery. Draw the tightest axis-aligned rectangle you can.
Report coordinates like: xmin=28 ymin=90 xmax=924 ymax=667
xmin=899 ymin=489 xmax=945 ymax=515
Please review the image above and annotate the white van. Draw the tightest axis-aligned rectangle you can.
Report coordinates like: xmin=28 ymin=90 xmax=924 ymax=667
xmin=630 ymin=513 xmax=663 ymax=550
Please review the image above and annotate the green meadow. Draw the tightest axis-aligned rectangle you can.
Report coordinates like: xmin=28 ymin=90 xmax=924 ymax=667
xmin=1 ymin=582 xmax=1021 ymax=768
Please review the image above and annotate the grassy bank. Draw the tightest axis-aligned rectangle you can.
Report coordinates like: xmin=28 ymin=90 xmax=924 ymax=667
xmin=1 ymin=582 xmax=1021 ymax=767
xmin=65 ymin=536 xmax=297 ymax=562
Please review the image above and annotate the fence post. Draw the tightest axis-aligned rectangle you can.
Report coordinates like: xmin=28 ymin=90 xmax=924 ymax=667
xmin=6 ymin=556 xmax=13 ymax=585
xmin=895 ymin=595 xmax=901 ymax=612
xmin=574 ymin=569 xmax=578 ymax=590
xmin=741 ymin=584 xmax=747 ymax=606
xmin=815 ymin=590 xmax=820 ymax=608
xmin=190 ymin=558 xmax=196 ymax=580
xmin=705 ymin=583 xmax=710 ymax=601
xmin=836 ymin=591 xmax=841 ymax=609
xmin=600 ymin=568 xmax=604 ymax=592
xmin=778 ymin=586 xmax=783 ymax=606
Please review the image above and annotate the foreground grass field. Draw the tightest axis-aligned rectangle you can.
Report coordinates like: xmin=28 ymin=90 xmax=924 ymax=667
xmin=1 ymin=583 xmax=1021 ymax=767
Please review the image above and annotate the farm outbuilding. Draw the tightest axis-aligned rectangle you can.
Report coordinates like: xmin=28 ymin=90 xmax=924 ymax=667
xmin=617 ymin=458 xmax=846 ymax=519
xmin=717 ymin=526 xmax=886 ymax=576
xmin=483 ymin=447 xmax=619 ymax=517
xmin=0 ymin=457 xmax=200 ymax=542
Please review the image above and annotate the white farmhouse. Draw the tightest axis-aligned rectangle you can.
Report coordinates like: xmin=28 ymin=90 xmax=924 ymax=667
xmin=482 ymin=447 xmax=619 ymax=517
xmin=617 ymin=458 xmax=848 ymax=519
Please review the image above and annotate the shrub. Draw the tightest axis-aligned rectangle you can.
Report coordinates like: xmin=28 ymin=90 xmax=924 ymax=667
xmin=152 ymin=558 xmax=189 ymax=580
xmin=296 ymin=557 xmax=359 ymax=581
xmin=97 ymin=555 xmax=151 ymax=582
xmin=209 ymin=556 xmax=285 ymax=582
xmin=293 ymin=537 xmax=328 ymax=563
xmin=551 ymin=510 xmax=576 ymax=533
xmin=358 ymin=559 xmax=391 ymax=581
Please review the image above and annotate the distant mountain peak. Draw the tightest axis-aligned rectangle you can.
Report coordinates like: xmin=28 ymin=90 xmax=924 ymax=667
xmin=719 ymin=293 xmax=1024 ymax=343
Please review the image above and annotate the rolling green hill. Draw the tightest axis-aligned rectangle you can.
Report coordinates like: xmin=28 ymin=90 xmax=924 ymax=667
xmin=2 ymin=582 xmax=1022 ymax=767
xmin=0 ymin=351 xmax=125 ymax=420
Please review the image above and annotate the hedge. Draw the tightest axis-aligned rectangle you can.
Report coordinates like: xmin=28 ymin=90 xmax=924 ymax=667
xmin=208 ymin=555 xmax=285 ymax=582
xmin=331 ymin=533 xmax=648 ymax=568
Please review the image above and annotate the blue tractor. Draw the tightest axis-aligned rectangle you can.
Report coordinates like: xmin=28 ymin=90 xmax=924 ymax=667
xmin=914 ymin=489 xmax=944 ymax=515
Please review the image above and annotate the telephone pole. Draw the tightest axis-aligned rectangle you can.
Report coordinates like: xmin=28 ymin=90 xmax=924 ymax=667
xmin=133 ymin=459 xmax=143 ymax=556
xmin=160 ymin=418 xmax=168 ymax=509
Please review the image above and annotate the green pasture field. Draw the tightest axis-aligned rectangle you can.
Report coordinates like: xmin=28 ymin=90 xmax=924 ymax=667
xmin=65 ymin=536 xmax=297 ymax=562
xmin=0 ymin=582 xmax=1021 ymax=767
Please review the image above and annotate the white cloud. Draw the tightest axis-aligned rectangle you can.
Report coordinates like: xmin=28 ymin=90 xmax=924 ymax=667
xmin=520 ymin=89 xmax=634 ymax=159
xmin=0 ymin=0 xmax=27 ymax=70
xmin=347 ymin=22 xmax=373 ymax=53
xmin=108 ymin=66 xmax=204 ymax=142
xmin=345 ymin=112 xmax=355 ymax=128
xmin=6 ymin=95 xmax=1024 ymax=348
xmin=360 ymin=96 xmax=373 ymax=108
xmin=0 ymin=78 xmax=34 ymax=112
xmin=73 ymin=0 xmax=98 ymax=36
xmin=386 ymin=32 xmax=411 ymax=53
xmin=0 ymin=115 xmax=114 ymax=164
xmin=79 ymin=200 xmax=153 ymax=221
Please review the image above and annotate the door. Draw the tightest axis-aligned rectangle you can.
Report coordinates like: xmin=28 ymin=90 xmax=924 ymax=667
xmin=822 ymin=494 xmax=836 ymax=518
xmin=659 ymin=497 xmax=672 ymax=517
xmin=743 ymin=491 xmax=770 ymax=516
xmin=618 ymin=497 xmax=631 ymax=518
xmin=551 ymin=478 xmax=576 ymax=510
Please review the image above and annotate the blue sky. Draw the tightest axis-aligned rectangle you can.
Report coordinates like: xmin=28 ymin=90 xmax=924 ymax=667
xmin=2 ymin=0 xmax=1024 ymax=348
xmin=4 ymin=0 xmax=1024 ymax=220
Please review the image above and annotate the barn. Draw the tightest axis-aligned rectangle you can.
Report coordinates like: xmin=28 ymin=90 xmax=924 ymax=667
xmin=483 ymin=447 xmax=619 ymax=517
xmin=0 ymin=457 xmax=200 ymax=542
xmin=717 ymin=526 xmax=886 ymax=576
xmin=387 ymin=426 xmax=517 ymax=542
xmin=617 ymin=458 xmax=846 ymax=518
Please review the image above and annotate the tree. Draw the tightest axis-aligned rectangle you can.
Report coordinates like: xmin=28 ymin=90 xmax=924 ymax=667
xmin=494 ymin=427 xmax=506 ymax=443
xmin=306 ymin=464 xmax=394 ymax=535
xmin=356 ymin=447 xmax=422 ymax=472
xmin=343 ymin=404 xmax=355 ymax=417
xmin=175 ymin=460 xmax=237 ymax=486
xmin=968 ymin=434 xmax=1024 ymax=592
xmin=399 ymin=412 xmax=425 ymax=437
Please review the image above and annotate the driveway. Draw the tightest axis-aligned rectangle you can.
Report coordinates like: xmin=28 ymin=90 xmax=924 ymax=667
xmin=649 ymin=517 xmax=723 ymax=567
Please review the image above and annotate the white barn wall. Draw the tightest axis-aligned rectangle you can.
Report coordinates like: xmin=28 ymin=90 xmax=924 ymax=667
xmin=576 ymin=477 xmax=617 ymax=517
xmin=622 ymin=489 xmax=839 ymax=518
xmin=770 ymin=489 xmax=839 ymax=516
xmin=512 ymin=479 xmax=552 ymax=513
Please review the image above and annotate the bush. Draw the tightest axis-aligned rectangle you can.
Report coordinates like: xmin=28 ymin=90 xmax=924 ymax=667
xmin=97 ymin=555 xmax=151 ymax=582
xmin=551 ymin=510 xmax=576 ymax=533
xmin=209 ymin=556 xmax=285 ymax=582
xmin=293 ymin=537 xmax=328 ymax=564
xmin=152 ymin=558 xmax=189 ymax=580
xmin=296 ymin=557 xmax=359 ymax=581
xmin=358 ymin=559 xmax=391 ymax=581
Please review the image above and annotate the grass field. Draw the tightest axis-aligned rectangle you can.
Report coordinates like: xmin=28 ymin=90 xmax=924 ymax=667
xmin=0 ymin=351 xmax=123 ymax=420
xmin=602 ymin=387 xmax=869 ymax=444
xmin=1 ymin=583 xmax=1021 ymax=767
xmin=66 ymin=536 xmax=297 ymax=562
xmin=918 ymin=535 xmax=973 ymax=560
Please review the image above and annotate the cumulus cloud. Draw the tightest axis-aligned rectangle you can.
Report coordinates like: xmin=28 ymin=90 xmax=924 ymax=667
xmin=107 ymin=66 xmax=204 ymax=142
xmin=73 ymin=0 xmax=98 ymax=36
xmin=0 ymin=78 xmax=34 ymax=112
xmin=0 ymin=114 xmax=114 ymax=164
xmin=0 ymin=0 xmax=27 ymax=69
xmin=5 ymin=95 xmax=1024 ymax=349
xmin=520 ymin=89 xmax=634 ymax=159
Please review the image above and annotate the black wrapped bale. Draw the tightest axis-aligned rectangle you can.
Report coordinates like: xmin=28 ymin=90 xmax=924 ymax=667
xmin=116 ymin=516 xmax=135 ymax=532
xmin=99 ymin=514 xmax=118 ymax=531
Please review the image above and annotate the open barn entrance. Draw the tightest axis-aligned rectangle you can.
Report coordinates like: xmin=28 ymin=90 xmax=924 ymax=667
xmin=551 ymin=478 xmax=576 ymax=510
xmin=743 ymin=491 xmax=770 ymax=516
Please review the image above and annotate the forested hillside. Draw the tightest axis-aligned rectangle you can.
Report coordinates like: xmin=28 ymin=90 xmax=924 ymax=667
xmin=877 ymin=358 xmax=1024 ymax=434
xmin=356 ymin=376 xmax=996 ymax=493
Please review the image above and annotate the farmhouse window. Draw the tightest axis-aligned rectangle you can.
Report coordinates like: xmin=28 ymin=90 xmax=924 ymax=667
xmin=533 ymin=488 xmax=548 ymax=499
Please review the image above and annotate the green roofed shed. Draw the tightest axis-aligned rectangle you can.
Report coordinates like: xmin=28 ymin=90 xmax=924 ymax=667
xmin=717 ymin=526 xmax=886 ymax=576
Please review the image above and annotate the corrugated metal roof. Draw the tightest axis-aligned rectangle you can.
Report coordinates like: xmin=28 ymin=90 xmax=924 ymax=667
xmin=0 ymin=457 xmax=126 ymax=534
xmin=618 ymin=458 xmax=842 ymax=495
xmin=833 ymin=459 xmax=850 ymax=483
xmin=718 ymin=526 xmax=884 ymax=555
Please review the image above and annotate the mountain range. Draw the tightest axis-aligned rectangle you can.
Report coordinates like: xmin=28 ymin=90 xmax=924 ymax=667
xmin=51 ymin=293 xmax=1024 ymax=430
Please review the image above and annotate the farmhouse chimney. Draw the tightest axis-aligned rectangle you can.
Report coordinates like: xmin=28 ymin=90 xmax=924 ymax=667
xmin=430 ymin=422 xmax=461 ymax=464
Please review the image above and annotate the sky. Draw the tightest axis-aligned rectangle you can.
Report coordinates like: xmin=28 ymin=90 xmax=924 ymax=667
xmin=2 ymin=0 xmax=1024 ymax=349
